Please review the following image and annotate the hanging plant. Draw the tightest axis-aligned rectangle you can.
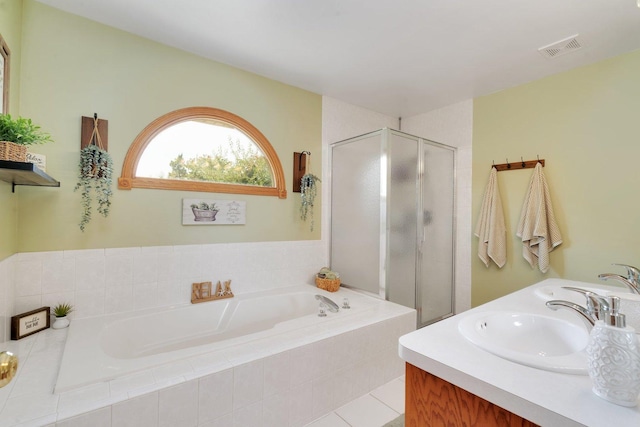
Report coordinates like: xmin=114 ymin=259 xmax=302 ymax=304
xmin=74 ymin=145 xmax=113 ymax=231
xmin=300 ymin=173 xmax=320 ymax=231
xmin=74 ymin=115 xmax=113 ymax=231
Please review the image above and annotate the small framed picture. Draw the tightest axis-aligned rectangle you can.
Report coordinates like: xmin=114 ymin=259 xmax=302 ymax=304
xmin=11 ymin=307 xmax=50 ymax=340
xmin=182 ymin=199 xmax=246 ymax=225
xmin=0 ymin=33 xmax=10 ymax=114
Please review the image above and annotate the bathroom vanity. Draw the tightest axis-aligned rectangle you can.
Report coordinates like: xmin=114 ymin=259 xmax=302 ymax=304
xmin=399 ymin=278 xmax=640 ymax=427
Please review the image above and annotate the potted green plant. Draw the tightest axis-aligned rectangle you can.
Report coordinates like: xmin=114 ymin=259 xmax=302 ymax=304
xmin=0 ymin=114 xmax=53 ymax=161
xmin=300 ymin=173 xmax=320 ymax=231
xmin=74 ymin=144 xmax=113 ymax=231
xmin=52 ymin=303 xmax=73 ymax=329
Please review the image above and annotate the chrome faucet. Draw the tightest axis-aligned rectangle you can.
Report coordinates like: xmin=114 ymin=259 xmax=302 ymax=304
xmin=546 ymin=287 xmax=610 ymax=328
xmin=613 ymin=263 xmax=640 ymax=286
xmin=315 ymin=294 xmax=340 ymax=313
xmin=598 ymin=272 xmax=640 ymax=295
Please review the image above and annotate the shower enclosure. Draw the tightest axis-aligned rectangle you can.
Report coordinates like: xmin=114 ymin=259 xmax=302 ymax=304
xmin=330 ymin=128 xmax=456 ymax=328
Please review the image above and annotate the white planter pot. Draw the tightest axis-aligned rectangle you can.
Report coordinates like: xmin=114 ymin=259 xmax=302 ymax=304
xmin=52 ymin=316 xmax=70 ymax=329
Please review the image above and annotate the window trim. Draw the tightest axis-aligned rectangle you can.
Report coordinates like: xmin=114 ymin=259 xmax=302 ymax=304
xmin=118 ymin=107 xmax=287 ymax=199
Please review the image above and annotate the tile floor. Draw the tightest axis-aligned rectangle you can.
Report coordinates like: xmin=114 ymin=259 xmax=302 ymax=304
xmin=304 ymin=376 xmax=405 ymax=427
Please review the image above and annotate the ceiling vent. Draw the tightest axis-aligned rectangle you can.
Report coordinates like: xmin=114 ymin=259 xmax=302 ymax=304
xmin=538 ymin=34 xmax=583 ymax=59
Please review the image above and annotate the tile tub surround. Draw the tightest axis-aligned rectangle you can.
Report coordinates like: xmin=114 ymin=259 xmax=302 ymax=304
xmin=0 ymin=288 xmax=415 ymax=426
xmin=1 ymin=240 xmax=325 ymax=340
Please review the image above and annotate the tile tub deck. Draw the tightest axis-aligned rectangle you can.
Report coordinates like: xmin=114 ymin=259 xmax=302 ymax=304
xmin=0 ymin=289 xmax=415 ymax=427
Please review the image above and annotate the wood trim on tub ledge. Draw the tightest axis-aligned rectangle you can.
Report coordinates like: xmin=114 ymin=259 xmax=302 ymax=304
xmin=405 ymin=363 xmax=539 ymax=427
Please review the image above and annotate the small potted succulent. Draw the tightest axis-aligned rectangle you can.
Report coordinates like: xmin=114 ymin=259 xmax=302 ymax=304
xmin=52 ymin=303 xmax=73 ymax=329
xmin=0 ymin=114 xmax=53 ymax=161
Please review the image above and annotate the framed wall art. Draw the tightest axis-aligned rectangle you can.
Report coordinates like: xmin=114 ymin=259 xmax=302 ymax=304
xmin=182 ymin=199 xmax=246 ymax=225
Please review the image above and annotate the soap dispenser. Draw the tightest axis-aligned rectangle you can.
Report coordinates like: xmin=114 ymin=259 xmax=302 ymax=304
xmin=586 ymin=296 xmax=640 ymax=406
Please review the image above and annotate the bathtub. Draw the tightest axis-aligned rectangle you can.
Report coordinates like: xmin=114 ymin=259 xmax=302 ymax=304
xmin=102 ymin=289 xmax=321 ymax=359
xmin=54 ymin=285 xmax=382 ymax=393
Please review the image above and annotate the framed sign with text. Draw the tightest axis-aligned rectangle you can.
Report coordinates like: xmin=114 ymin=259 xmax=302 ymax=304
xmin=11 ymin=307 xmax=50 ymax=340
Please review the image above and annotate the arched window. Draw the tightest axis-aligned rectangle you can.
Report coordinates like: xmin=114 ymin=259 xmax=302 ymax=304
xmin=118 ymin=107 xmax=287 ymax=198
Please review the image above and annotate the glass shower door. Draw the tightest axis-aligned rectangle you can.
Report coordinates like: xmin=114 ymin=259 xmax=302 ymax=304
xmin=418 ymin=140 xmax=456 ymax=327
xmin=386 ymin=131 xmax=418 ymax=310
xmin=330 ymin=131 xmax=384 ymax=297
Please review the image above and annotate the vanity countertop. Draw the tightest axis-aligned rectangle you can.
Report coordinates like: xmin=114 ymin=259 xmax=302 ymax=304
xmin=399 ymin=278 xmax=640 ymax=427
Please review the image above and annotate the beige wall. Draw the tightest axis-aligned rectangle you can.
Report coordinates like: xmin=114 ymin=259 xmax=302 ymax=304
xmin=472 ymin=49 xmax=640 ymax=306
xmin=12 ymin=1 xmax=321 ymax=252
xmin=0 ymin=0 xmax=23 ymax=260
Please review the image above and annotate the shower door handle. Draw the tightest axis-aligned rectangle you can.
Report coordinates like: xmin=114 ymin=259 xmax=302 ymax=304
xmin=418 ymin=227 xmax=426 ymax=254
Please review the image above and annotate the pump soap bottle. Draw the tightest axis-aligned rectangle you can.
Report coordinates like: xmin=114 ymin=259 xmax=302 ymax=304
xmin=586 ymin=296 xmax=640 ymax=406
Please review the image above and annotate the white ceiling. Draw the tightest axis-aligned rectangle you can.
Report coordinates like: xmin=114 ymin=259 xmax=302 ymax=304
xmin=36 ymin=0 xmax=640 ymax=117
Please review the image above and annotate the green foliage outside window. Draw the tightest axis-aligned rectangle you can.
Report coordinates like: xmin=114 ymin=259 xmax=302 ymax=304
xmin=168 ymin=138 xmax=273 ymax=187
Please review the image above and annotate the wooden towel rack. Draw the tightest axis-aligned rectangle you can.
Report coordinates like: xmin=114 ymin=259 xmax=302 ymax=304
xmin=492 ymin=157 xmax=545 ymax=172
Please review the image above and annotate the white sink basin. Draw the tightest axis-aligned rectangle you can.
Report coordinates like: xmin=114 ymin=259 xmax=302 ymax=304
xmin=458 ymin=311 xmax=589 ymax=375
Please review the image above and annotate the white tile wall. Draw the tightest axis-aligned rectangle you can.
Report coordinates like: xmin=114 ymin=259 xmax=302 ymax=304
xmin=158 ymin=381 xmax=198 ymax=427
xmin=0 ymin=240 xmax=325 ymax=339
xmin=233 ymin=359 xmax=264 ymax=411
xmin=56 ymin=407 xmax=111 ymax=427
xmin=262 ymin=390 xmax=290 ymax=427
xmin=111 ymin=393 xmax=159 ymax=427
xmin=198 ymin=369 xmax=234 ymax=424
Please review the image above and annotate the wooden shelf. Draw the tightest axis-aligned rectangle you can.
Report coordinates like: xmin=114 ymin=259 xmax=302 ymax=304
xmin=0 ymin=160 xmax=60 ymax=192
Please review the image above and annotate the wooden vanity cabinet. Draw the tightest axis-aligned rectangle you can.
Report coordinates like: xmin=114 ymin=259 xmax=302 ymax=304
xmin=405 ymin=363 xmax=539 ymax=427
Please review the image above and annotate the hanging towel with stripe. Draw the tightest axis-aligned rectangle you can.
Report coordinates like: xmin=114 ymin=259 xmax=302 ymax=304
xmin=474 ymin=167 xmax=506 ymax=268
xmin=516 ymin=163 xmax=562 ymax=273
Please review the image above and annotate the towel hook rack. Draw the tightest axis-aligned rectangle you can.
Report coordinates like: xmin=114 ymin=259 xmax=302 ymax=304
xmin=492 ymin=157 xmax=546 ymax=172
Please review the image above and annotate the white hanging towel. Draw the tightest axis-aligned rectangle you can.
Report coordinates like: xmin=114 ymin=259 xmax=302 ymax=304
xmin=516 ymin=163 xmax=562 ymax=273
xmin=474 ymin=167 xmax=506 ymax=268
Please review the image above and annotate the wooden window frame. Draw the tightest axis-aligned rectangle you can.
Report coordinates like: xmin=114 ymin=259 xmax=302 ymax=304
xmin=0 ymin=33 xmax=11 ymax=114
xmin=118 ymin=107 xmax=287 ymax=199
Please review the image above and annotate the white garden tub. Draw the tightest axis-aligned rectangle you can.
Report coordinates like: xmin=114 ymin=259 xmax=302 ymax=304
xmin=54 ymin=285 xmax=370 ymax=393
